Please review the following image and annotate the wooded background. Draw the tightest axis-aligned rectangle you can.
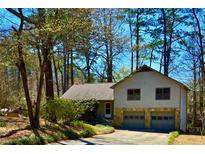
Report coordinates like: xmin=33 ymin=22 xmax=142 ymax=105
xmin=0 ymin=8 xmax=204 ymax=129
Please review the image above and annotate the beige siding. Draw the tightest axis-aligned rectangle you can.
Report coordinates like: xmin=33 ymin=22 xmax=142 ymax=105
xmin=97 ymin=102 xmax=105 ymax=119
xmin=114 ymin=71 xmax=181 ymax=108
xmin=97 ymin=101 xmax=113 ymax=119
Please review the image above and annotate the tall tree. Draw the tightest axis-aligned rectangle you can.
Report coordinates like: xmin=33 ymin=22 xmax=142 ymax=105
xmin=192 ymin=8 xmax=205 ymax=116
xmin=94 ymin=9 xmax=127 ymax=82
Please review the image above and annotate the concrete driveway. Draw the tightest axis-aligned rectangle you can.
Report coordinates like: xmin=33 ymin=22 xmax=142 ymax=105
xmin=51 ymin=129 xmax=169 ymax=145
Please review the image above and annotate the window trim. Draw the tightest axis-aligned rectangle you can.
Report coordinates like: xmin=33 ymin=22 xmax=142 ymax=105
xmin=155 ymin=87 xmax=171 ymax=100
xmin=127 ymin=88 xmax=141 ymax=101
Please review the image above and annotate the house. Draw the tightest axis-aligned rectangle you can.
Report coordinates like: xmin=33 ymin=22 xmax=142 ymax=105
xmin=62 ymin=65 xmax=189 ymax=131
xmin=61 ymin=83 xmax=114 ymax=119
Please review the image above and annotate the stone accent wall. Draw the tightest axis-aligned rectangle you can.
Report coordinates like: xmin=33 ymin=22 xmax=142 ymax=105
xmin=113 ymin=108 xmax=124 ymax=128
xmin=113 ymin=107 xmax=180 ymax=129
xmin=175 ymin=108 xmax=180 ymax=129
xmin=145 ymin=110 xmax=151 ymax=128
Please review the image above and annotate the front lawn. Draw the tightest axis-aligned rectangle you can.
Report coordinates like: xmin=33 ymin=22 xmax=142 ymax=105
xmin=167 ymin=130 xmax=205 ymax=145
xmin=0 ymin=117 xmax=114 ymax=145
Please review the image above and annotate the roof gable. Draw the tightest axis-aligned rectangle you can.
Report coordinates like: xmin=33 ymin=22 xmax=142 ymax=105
xmin=111 ymin=65 xmax=189 ymax=90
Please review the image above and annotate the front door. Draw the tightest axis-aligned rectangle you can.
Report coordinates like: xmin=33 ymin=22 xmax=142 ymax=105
xmin=105 ymin=102 xmax=112 ymax=118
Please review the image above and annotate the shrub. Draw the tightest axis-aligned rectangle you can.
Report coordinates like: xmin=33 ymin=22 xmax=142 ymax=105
xmin=70 ymin=120 xmax=86 ymax=128
xmin=21 ymin=110 xmax=28 ymax=117
xmin=0 ymin=118 xmax=6 ymax=127
xmin=95 ymin=124 xmax=115 ymax=134
xmin=41 ymin=98 xmax=85 ymax=123
xmin=81 ymin=127 xmax=96 ymax=138
xmin=77 ymin=99 xmax=99 ymax=123
xmin=62 ymin=129 xmax=79 ymax=139
xmin=46 ymin=135 xmax=56 ymax=143
xmin=0 ymin=111 xmax=5 ymax=116
xmin=167 ymin=131 xmax=179 ymax=145
xmin=71 ymin=121 xmax=97 ymax=137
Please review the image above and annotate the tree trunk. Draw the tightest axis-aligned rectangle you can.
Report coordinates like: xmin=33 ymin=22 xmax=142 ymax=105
xmin=13 ymin=14 xmax=35 ymax=128
xmin=136 ymin=9 xmax=140 ymax=70
xmin=63 ymin=50 xmax=67 ymax=93
xmin=161 ymin=9 xmax=168 ymax=76
xmin=38 ymin=8 xmax=54 ymax=101
xmin=166 ymin=9 xmax=175 ymax=76
xmin=128 ymin=10 xmax=134 ymax=73
xmin=52 ymin=53 xmax=60 ymax=96
xmin=67 ymin=52 xmax=70 ymax=88
xmin=85 ymin=50 xmax=91 ymax=83
xmin=17 ymin=55 xmax=35 ymax=128
xmin=193 ymin=8 xmax=204 ymax=116
xmin=193 ymin=61 xmax=197 ymax=126
xmin=43 ymin=47 xmax=54 ymax=100
xmin=150 ymin=49 xmax=154 ymax=67
xmin=108 ymin=12 xmax=113 ymax=82
xmin=34 ymin=61 xmax=46 ymax=128
xmin=38 ymin=8 xmax=55 ymax=122
xmin=57 ymin=50 xmax=64 ymax=94
xmin=159 ymin=51 xmax=163 ymax=73
xmin=70 ymin=49 xmax=74 ymax=85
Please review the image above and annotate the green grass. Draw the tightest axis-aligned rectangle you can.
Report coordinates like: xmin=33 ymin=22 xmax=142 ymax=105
xmin=71 ymin=121 xmax=115 ymax=137
xmin=2 ymin=128 xmax=78 ymax=145
xmin=4 ymin=136 xmax=45 ymax=145
xmin=0 ymin=118 xmax=6 ymax=127
xmin=71 ymin=121 xmax=97 ymax=137
xmin=167 ymin=131 xmax=179 ymax=145
xmin=95 ymin=124 xmax=115 ymax=134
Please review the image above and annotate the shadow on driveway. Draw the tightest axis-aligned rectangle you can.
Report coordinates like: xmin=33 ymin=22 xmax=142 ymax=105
xmin=119 ymin=128 xmax=173 ymax=133
xmin=78 ymin=138 xmax=99 ymax=145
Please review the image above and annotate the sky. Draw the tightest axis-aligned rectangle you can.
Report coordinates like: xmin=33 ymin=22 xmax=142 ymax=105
xmin=0 ymin=8 xmax=194 ymax=85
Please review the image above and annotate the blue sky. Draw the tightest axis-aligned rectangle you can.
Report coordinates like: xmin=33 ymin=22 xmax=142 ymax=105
xmin=0 ymin=8 xmax=193 ymax=85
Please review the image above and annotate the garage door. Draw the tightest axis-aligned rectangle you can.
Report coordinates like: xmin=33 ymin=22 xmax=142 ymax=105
xmin=123 ymin=111 xmax=145 ymax=129
xmin=151 ymin=112 xmax=175 ymax=130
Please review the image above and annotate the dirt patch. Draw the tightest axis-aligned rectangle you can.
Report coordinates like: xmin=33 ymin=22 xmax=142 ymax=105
xmin=174 ymin=135 xmax=205 ymax=145
xmin=0 ymin=116 xmax=47 ymax=143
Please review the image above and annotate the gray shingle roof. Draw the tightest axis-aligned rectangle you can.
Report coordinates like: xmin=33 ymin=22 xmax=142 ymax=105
xmin=61 ymin=83 xmax=114 ymax=101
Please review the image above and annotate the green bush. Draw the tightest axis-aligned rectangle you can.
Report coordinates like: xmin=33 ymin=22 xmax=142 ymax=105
xmin=70 ymin=120 xmax=86 ymax=128
xmin=71 ymin=121 xmax=97 ymax=137
xmin=0 ymin=118 xmax=6 ymax=127
xmin=95 ymin=124 xmax=115 ymax=134
xmin=46 ymin=135 xmax=56 ymax=143
xmin=81 ymin=127 xmax=96 ymax=138
xmin=41 ymin=98 xmax=85 ymax=123
xmin=167 ymin=131 xmax=179 ymax=145
xmin=0 ymin=111 xmax=5 ymax=116
xmin=62 ymin=129 xmax=79 ymax=139
xmin=77 ymin=99 xmax=99 ymax=123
